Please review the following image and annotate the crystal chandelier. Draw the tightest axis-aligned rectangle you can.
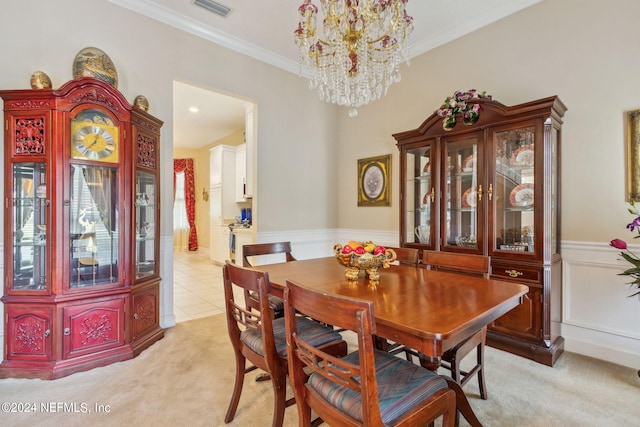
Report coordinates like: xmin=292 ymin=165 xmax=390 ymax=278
xmin=294 ymin=0 xmax=414 ymax=117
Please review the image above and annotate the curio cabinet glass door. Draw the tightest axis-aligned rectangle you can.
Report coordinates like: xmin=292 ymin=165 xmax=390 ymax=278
xmin=442 ymin=132 xmax=483 ymax=252
xmin=401 ymin=141 xmax=436 ymax=248
xmin=12 ymin=163 xmax=48 ymax=291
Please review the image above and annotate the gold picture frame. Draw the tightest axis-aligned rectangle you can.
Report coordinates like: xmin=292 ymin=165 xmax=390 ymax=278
xmin=358 ymin=154 xmax=391 ymax=207
xmin=627 ymin=110 xmax=640 ymax=202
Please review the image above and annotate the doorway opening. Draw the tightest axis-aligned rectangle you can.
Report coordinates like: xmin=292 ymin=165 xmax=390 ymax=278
xmin=171 ymin=80 xmax=256 ymax=323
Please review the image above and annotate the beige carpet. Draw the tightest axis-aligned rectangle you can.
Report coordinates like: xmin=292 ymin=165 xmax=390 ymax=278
xmin=1 ymin=314 xmax=639 ymax=427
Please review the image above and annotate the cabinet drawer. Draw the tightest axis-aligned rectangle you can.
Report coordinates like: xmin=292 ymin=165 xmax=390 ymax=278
xmin=491 ymin=263 xmax=541 ymax=283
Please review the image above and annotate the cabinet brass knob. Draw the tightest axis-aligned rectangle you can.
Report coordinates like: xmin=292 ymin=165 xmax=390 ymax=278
xmin=430 ymin=188 xmax=435 ymax=203
xmin=505 ymin=269 xmax=523 ymax=278
xmin=477 ymin=185 xmax=483 ymax=202
xmin=488 ymin=183 xmax=493 ymax=201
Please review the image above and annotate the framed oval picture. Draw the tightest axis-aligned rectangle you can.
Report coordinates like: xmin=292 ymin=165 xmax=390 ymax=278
xmin=358 ymin=154 xmax=391 ymax=207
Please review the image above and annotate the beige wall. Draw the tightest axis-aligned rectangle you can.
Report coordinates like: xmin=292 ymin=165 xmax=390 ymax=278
xmin=337 ymin=0 xmax=640 ymax=243
xmin=0 ymin=0 xmax=339 ymax=239
xmin=172 ymin=130 xmax=244 ymax=251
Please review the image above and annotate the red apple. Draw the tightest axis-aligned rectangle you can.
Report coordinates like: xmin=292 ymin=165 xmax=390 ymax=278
xmin=354 ymin=246 xmax=366 ymax=255
xmin=342 ymin=245 xmax=353 ymax=254
xmin=373 ymin=246 xmax=386 ymax=255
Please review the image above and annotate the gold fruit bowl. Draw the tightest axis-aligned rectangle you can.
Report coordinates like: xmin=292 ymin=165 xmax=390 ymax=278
xmin=333 ymin=244 xmax=397 ymax=281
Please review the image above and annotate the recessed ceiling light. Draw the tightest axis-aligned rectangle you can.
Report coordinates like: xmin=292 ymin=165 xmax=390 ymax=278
xmin=188 ymin=106 xmax=199 ymax=113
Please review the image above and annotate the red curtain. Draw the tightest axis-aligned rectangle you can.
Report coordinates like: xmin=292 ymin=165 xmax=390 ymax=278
xmin=173 ymin=158 xmax=198 ymax=251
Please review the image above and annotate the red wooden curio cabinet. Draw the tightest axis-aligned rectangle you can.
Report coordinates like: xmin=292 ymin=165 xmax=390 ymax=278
xmin=0 ymin=77 xmax=164 ymax=379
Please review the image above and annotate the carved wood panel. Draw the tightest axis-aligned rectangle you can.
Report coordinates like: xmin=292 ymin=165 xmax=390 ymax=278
xmin=63 ymin=298 xmax=126 ymax=359
xmin=131 ymin=286 xmax=159 ymax=341
xmin=6 ymin=307 xmax=52 ymax=361
xmin=136 ymin=133 xmax=156 ymax=168
xmin=12 ymin=116 xmax=46 ymax=155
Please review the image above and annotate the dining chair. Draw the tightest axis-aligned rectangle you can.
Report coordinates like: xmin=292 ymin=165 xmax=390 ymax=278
xmin=222 ymin=262 xmax=347 ymax=427
xmin=421 ymin=250 xmax=491 ymax=400
xmin=242 ymin=241 xmax=296 ymax=319
xmin=283 ymin=279 xmax=457 ymax=427
xmin=386 ymin=246 xmax=420 ymax=267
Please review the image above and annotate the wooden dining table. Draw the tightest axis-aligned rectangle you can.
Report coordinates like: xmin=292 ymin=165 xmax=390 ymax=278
xmin=253 ymin=256 xmax=529 ymax=427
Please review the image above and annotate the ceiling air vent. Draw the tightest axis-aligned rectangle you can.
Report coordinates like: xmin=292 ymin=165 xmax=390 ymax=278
xmin=194 ymin=0 xmax=232 ymax=18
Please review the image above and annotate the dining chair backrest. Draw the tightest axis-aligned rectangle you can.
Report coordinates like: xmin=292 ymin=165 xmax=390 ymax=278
xmin=386 ymin=246 xmax=419 ymax=267
xmin=284 ymin=279 xmax=456 ymax=426
xmin=241 ymin=242 xmax=296 ymax=318
xmin=223 ymin=261 xmax=285 ymax=370
xmin=222 ymin=262 xmax=346 ymax=426
xmin=222 ymin=261 xmax=289 ymax=425
xmin=422 ymin=250 xmax=490 ymax=278
xmin=242 ymin=241 xmax=296 ymax=267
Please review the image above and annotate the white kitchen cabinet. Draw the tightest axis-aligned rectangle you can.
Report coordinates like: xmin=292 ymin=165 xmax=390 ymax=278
xmin=209 ymin=145 xmax=237 ymax=221
xmin=211 ymin=224 xmax=231 ymax=265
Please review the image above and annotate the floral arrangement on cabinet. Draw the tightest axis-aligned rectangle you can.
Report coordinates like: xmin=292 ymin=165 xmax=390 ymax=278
xmin=436 ymin=89 xmax=491 ymax=131
xmin=610 ymin=201 xmax=640 ymax=297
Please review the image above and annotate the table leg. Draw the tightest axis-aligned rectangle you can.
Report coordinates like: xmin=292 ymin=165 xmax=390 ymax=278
xmin=445 ymin=379 xmax=483 ymax=427
xmin=418 ymin=354 xmax=442 ymax=371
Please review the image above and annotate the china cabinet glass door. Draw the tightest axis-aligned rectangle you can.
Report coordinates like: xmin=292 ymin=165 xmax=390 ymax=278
xmin=403 ymin=142 xmax=435 ymax=246
xmin=12 ymin=163 xmax=47 ymax=290
xmin=492 ymin=125 xmax=536 ymax=254
xmin=443 ymin=134 xmax=482 ymax=250
xmin=69 ymin=164 xmax=119 ymax=287
xmin=135 ymin=170 xmax=156 ymax=278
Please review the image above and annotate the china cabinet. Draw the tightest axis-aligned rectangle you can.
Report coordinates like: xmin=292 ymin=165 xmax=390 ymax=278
xmin=0 ymin=77 xmax=164 ymax=379
xmin=393 ymin=95 xmax=566 ymax=366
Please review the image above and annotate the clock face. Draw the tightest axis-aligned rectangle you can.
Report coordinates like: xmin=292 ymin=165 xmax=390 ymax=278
xmin=70 ymin=110 xmax=119 ymax=163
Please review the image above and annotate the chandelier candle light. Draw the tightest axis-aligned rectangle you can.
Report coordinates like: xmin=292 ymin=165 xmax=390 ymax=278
xmin=294 ymin=0 xmax=414 ymax=118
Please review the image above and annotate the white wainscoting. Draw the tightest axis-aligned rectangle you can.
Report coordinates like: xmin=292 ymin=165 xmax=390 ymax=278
xmin=159 ymin=235 xmax=177 ymax=329
xmin=561 ymin=241 xmax=640 ymax=369
xmin=256 ymin=228 xmax=400 ymax=262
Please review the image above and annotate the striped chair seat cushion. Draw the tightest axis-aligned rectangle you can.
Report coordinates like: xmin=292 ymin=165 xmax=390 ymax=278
xmin=267 ymin=295 xmax=285 ymax=312
xmin=247 ymin=291 xmax=285 ymax=312
xmin=307 ymin=349 xmax=448 ymax=425
xmin=241 ymin=316 xmax=342 ymax=358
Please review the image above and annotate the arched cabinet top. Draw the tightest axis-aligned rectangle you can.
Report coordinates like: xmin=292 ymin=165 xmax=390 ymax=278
xmin=393 ymin=96 xmax=567 ymax=144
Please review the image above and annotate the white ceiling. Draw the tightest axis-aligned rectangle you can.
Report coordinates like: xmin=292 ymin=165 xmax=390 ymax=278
xmin=112 ymin=0 xmax=541 ymax=149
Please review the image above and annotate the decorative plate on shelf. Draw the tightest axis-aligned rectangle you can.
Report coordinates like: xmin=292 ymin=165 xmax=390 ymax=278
xmin=511 ymin=144 xmax=534 ymax=167
xmin=461 ymin=154 xmax=475 ymax=172
xmin=509 ymin=183 xmax=534 ymax=207
xmin=461 ymin=187 xmax=477 ymax=208
xmin=72 ymin=47 xmax=118 ymax=88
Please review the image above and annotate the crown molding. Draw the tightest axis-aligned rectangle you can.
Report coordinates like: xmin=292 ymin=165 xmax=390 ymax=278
xmin=111 ymin=0 xmax=541 ymax=77
xmin=110 ymin=0 xmax=301 ymax=75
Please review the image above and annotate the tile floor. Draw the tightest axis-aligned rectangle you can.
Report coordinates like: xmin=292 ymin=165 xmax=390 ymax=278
xmin=173 ymin=250 xmax=226 ymax=323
